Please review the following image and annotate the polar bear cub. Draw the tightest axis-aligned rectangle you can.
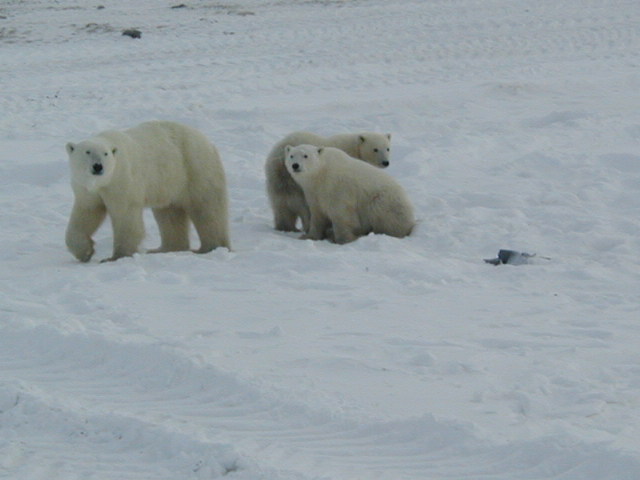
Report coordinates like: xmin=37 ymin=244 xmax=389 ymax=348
xmin=65 ymin=120 xmax=230 ymax=262
xmin=265 ymin=131 xmax=391 ymax=233
xmin=284 ymin=145 xmax=415 ymax=244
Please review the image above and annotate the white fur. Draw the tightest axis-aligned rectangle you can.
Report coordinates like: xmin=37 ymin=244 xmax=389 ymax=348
xmin=284 ymin=145 xmax=414 ymax=244
xmin=65 ymin=121 xmax=230 ymax=262
xmin=265 ymin=131 xmax=392 ymax=232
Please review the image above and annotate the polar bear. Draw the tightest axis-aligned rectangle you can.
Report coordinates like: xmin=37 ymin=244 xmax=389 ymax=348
xmin=284 ymin=145 xmax=414 ymax=244
xmin=265 ymin=131 xmax=391 ymax=233
xmin=65 ymin=120 xmax=230 ymax=262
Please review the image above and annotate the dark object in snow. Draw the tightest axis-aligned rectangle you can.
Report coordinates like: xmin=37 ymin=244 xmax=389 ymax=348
xmin=122 ymin=28 xmax=141 ymax=39
xmin=171 ymin=4 xmax=187 ymax=8
xmin=484 ymin=249 xmax=539 ymax=265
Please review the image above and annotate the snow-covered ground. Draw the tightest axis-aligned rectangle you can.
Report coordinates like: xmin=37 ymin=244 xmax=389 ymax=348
xmin=2 ymin=1 xmax=640 ymax=478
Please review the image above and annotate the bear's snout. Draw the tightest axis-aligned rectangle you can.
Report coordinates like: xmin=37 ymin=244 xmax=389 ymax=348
xmin=382 ymin=160 xmax=390 ymax=168
xmin=92 ymin=163 xmax=104 ymax=175
xmin=291 ymin=163 xmax=301 ymax=172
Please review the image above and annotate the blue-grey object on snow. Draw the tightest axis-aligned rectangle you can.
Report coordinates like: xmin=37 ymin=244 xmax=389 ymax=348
xmin=484 ymin=249 xmax=543 ymax=265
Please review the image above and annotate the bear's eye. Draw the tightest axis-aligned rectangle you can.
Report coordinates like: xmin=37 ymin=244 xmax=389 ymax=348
xmin=86 ymin=151 xmax=91 ymax=155
xmin=373 ymin=148 xmax=379 ymax=153
xmin=386 ymin=148 xmax=390 ymax=152
xmin=304 ymin=155 xmax=308 ymax=159
xmin=104 ymin=152 xmax=108 ymax=156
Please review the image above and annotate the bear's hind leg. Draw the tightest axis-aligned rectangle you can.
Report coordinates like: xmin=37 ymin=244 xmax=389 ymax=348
xmin=149 ymin=206 xmax=191 ymax=253
xmin=272 ymin=198 xmax=300 ymax=232
xmin=332 ymin=222 xmax=359 ymax=244
xmin=188 ymin=204 xmax=231 ymax=253
xmin=330 ymin=209 xmax=360 ymax=244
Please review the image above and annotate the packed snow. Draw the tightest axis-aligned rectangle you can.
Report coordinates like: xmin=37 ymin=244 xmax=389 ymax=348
xmin=1 ymin=0 xmax=640 ymax=479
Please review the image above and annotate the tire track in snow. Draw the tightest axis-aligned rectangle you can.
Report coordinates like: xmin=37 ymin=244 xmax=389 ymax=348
xmin=1 ymin=325 xmax=638 ymax=480
xmin=0 ymin=382 xmax=244 ymax=480
xmin=4 ymin=0 xmax=640 ymax=137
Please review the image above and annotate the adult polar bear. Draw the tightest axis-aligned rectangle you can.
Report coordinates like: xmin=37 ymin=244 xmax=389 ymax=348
xmin=265 ymin=131 xmax=391 ymax=233
xmin=65 ymin=120 xmax=230 ymax=262
xmin=284 ymin=145 xmax=415 ymax=244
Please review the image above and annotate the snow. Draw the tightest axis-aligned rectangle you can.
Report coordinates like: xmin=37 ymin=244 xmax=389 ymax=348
xmin=1 ymin=0 xmax=640 ymax=478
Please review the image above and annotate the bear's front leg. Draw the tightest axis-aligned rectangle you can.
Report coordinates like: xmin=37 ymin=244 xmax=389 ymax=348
xmin=297 ymin=202 xmax=311 ymax=234
xmin=301 ymin=207 xmax=331 ymax=241
xmin=66 ymin=200 xmax=106 ymax=262
xmin=104 ymin=206 xmax=145 ymax=262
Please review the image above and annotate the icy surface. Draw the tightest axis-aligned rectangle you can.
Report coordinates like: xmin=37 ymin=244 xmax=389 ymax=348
xmin=1 ymin=1 xmax=640 ymax=478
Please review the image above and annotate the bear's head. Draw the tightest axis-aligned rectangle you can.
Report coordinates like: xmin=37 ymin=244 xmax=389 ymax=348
xmin=66 ymin=139 xmax=117 ymax=192
xmin=357 ymin=133 xmax=391 ymax=168
xmin=284 ymin=144 xmax=322 ymax=179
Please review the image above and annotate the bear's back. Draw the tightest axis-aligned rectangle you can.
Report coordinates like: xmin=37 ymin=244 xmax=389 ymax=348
xmin=320 ymin=147 xmax=388 ymax=182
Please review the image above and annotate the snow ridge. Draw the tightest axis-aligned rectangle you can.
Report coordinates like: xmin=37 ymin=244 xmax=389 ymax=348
xmin=2 ymin=325 xmax=639 ymax=479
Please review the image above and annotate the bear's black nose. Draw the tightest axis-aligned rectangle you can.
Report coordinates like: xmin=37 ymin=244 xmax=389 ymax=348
xmin=92 ymin=163 xmax=104 ymax=175
xmin=382 ymin=160 xmax=390 ymax=167
xmin=291 ymin=163 xmax=300 ymax=172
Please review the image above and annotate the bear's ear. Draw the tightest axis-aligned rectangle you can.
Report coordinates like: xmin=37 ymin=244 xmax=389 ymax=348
xmin=284 ymin=145 xmax=291 ymax=155
xmin=386 ymin=133 xmax=392 ymax=140
xmin=66 ymin=142 xmax=76 ymax=155
xmin=359 ymin=135 xmax=366 ymax=144
xmin=112 ymin=147 xmax=117 ymax=155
